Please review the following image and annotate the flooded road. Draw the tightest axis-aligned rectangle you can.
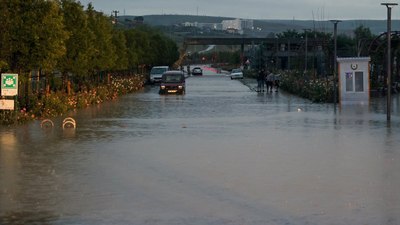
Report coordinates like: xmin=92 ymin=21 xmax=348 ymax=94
xmin=1 ymin=74 xmax=400 ymax=225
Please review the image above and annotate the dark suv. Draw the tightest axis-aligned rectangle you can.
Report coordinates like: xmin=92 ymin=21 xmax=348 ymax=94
xmin=159 ymin=71 xmax=186 ymax=95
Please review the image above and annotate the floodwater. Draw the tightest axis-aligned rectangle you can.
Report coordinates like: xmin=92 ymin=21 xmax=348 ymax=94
xmin=1 ymin=72 xmax=400 ymax=225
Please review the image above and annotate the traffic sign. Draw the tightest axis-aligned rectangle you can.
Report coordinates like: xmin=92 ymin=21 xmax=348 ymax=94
xmin=1 ymin=73 xmax=18 ymax=96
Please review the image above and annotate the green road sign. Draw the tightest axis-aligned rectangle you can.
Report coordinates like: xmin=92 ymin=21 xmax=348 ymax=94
xmin=1 ymin=73 xmax=18 ymax=96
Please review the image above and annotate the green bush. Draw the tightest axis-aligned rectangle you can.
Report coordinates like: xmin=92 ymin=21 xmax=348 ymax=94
xmin=280 ymin=71 xmax=334 ymax=103
xmin=42 ymin=92 xmax=69 ymax=117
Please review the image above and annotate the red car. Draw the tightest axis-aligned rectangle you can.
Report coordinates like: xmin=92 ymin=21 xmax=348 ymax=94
xmin=159 ymin=71 xmax=186 ymax=95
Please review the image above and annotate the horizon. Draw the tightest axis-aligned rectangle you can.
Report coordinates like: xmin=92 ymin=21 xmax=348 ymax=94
xmin=78 ymin=0 xmax=400 ymax=21
xmin=120 ymin=14 xmax=395 ymax=22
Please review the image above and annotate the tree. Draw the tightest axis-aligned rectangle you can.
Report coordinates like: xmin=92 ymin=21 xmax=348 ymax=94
xmin=164 ymin=38 xmax=179 ymax=66
xmin=124 ymin=29 xmax=142 ymax=69
xmin=111 ymin=29 xmax=129 ymax=71
xmin=8 ymin=0 xmax=67 ymax=73
xmin=148 ymin=33 xmax=179 ymax=66
xmin=59 ymin=0 xmax=92 ymax=81
xmin=276 ymin=29 xmax=301 ymax=38
xmin=0 ymin=0 xmax=12 ymax=72
xmin=7 ymin=0 xmax=34 ymax=71
xmin=86 ymin=3 xmax=116 ymax=74
xmin=354 ymin=25 xmax=374 ymax=57
xmin=124 ymin=25 xmax=179 ymax=69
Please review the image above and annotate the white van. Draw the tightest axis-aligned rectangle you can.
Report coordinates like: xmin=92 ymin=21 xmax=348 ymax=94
xmin=150 ymin=66 xmax=169 ymax=83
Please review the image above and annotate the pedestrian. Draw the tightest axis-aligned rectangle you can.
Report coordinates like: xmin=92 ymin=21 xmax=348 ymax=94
xmin=265 ymin=72 xmax=274 ymax=93
xmin=274 ymin=74 xmax=281 ymax=92
xmin=257 ymin=69 xmax=265 ymax=92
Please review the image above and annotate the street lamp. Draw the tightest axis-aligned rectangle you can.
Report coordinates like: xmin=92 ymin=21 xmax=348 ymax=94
xmin=303 ymin=29 xmax=311 ymax=73
xmin=381 ymin=3 xmax=397 ymax=121
xmin=330 ymin=20 xmax=341 ymax=106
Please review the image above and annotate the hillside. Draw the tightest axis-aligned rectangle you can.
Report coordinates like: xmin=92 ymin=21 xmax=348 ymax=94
xmin=120 ymin=14 xmax=400 ymax=36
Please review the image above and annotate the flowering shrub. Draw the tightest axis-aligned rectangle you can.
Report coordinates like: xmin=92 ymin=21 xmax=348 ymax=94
xmin=42 ymin=92 xmax=70 ymax=117
xmin=280 ymin=71 xmax=334 ymax=103
xmin=0 ymin=74 xmax=146 ymax=125
xmin=111 ymin=75 xmax=145 ymax=95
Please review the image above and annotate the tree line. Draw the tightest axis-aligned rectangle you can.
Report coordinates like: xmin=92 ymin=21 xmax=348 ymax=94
xmin=0 ymin=0 xmax=179 ymax=90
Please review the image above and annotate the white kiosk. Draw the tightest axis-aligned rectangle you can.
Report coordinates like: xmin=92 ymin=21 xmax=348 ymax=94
xmin=337 ymin=57 xmax=371 ymax=105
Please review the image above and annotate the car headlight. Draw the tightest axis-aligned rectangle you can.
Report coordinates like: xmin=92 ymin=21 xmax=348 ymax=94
xmin=161 ymin=85 xmax=165 ymax=89
xmin=178 ymin=85 xmax=183 ymax=89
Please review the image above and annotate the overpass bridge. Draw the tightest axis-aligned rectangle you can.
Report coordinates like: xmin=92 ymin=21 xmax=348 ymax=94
xmin=179 ymin=36 xmax=329 ymax=70
xmin=183 ymin=36 xmax=327 ymax=50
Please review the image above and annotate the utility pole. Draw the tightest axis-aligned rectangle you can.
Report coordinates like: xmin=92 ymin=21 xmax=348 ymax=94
xmin=112 ymin=10 xmax=119 ymax=18
xmin=303 ymin=29 xmax=310 ymax=74
xmin=381 ymin=3 xmax=397 ymax=121
xmin=112 ymin=10 xmax=119 ymax=24
xmin=330 ymin=20 xmax=341 ymax=106
xmin=287 ymin=40 xmax=291 ymax=70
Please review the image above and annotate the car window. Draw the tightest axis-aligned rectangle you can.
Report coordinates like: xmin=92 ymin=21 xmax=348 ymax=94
xmin=151 ymin=68 xmax=167 ymax=74
xmin=163 ymin=74 xmax=183 ymax=82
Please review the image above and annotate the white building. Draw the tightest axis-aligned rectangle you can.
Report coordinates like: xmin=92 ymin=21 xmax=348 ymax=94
xmin=337 ymin=57 xmax=371 ymax=105
xmin=183 ymin=22 xmax=222 ymax=30
xmin=221 ymin=19 xmax=253 ymax=32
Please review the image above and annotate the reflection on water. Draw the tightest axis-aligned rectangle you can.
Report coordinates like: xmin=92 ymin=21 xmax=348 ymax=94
xmin=1 ymin=76 xmax=400 ymax=225
xmin=1 ymin=211 xmax=58 ymax=225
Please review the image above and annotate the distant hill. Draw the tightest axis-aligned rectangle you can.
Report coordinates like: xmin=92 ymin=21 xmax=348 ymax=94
xmin=120 ymin=14 xmax=400 ymax=36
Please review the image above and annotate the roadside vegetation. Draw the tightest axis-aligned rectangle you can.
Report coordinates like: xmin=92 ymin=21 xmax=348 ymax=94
xmin=279 ymin=71 xmax=334 ymax=103
xmin=0 ymin=0 xmax=179 ymax=125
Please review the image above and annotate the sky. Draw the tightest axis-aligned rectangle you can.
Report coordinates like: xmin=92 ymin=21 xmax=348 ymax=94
xmin=78 ymin=0 xmax=400 ymax=20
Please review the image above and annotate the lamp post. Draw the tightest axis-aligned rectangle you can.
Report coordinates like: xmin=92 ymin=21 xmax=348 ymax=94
xmin=303 ymin=29 xmax=310 ymax=73
xmin=382 ymin=3 xmax=397 ymax=121
xmin=330 ymin=20 xmax=341 ymax=106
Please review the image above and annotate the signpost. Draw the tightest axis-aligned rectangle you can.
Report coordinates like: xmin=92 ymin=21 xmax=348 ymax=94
xmin=1 ymin=73 xmax=18 ymax=113
xmin=1 ymin=73 xmax=18 ymax=96
xmin=0 ymin=99 xmax=15 ymax=110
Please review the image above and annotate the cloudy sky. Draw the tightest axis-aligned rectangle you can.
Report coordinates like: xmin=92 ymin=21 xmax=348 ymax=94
xmin=78 ymin=0 xmax=399 ymax=20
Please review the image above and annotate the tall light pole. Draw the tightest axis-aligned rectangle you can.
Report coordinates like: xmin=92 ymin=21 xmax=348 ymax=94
xmin=303 ymin=29 xmax=310 ymax=73
xmin=382 ymin=3 xmax=397 ymax=121
xmin=330 ymin=20 xmax=341 ymax=106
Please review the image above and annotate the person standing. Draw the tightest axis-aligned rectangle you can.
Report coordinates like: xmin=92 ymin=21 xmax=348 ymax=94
xmin=257 ymin=69 xmax=265 ymax=92
xmin=266 ymin=72 xmax=274 ymax=93
xmin=274 ymin=73 xmax=281 ymax=92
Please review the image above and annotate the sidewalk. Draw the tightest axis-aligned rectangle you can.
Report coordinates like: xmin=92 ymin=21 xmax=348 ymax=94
xmin=240 ymin=77 xmax=281 ymax=93
xmin=240 ymin=77 xmax=258 ymax=92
